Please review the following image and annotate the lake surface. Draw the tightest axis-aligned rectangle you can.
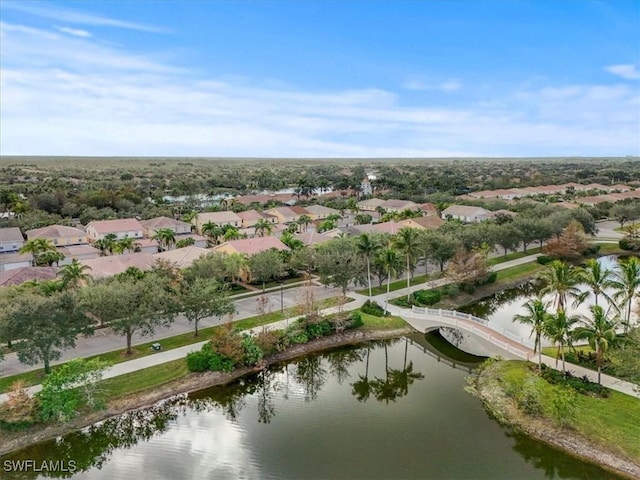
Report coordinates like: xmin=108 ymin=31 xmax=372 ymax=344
xmin=2 ymin=338 xmax=621 ymax=480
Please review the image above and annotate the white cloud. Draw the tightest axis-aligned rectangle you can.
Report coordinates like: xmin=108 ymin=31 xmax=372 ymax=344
xmin=402 ymin=78 xmax=462 ymax=92
xmin=2 ymin=2 xmax=169 ymax=33
xmin=1 ymin=21 xmax=638 ymax=157
xmin=57 ymin=26 xmax=91 ymax=38
xmin=605 ymin=64 xmax=640 ymax=80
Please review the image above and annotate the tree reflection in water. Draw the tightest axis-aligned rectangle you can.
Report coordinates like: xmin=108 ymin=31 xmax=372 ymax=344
xmin=461 ymin=280 xmax=542 ymax=318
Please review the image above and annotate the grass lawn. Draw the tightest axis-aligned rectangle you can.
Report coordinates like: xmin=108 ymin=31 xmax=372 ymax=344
xmin=356 ymin=273 xmax=442 ymax=296
xmin=488 ymin=248 xmax=541 ymax=266
xmin=495 ymin=262 xmax=544 ymax=282
xmin=359 ymin=311 xmax=408 ymax=330
xmin=491 ymin=360 xmax=640 ymax=461
xmin=100 ymin=359 xmax=190 ymax=400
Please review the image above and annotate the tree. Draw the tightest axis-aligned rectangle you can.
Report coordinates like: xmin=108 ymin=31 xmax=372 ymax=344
xmin=357 ymin=233 xmax=382 ymax=298
xmin=514 ymin=297 xmax=551 ymax=372
xmin=254 ymin=218 xmax=274 ymax=237
xmin=280 ymin=231 xmax=304 ymax=250
xmin=446 ymin=247 xmax=489 ymax=287
xmin=316 ymin=237 xmax=365 ymax=295
xmin=610 ymin=256 xmax=640 ymax=332
xmin=7 ymin=291 xmax=94 ymax=374
xmin=175 ymin=236 xmax=196 ymax=248
xmin=57 ymin=258 xmax=92 ymax=289
xmin=393 ymin=227 xmax=421 ymax=301
xmin=202 ymin=221 xmax=224 ymax=245
xmin=573 ymin=305 xmax=617 ymax=385
xmin=37 ymin=358 xmax=110 ymax=422
xmin=19 ymin=238 xmax=56 ymax=266
xmin=114 ymin=237 xmax=136 ymax=254
xmin=35 ymin=249 xmax=65 ymax=266
xmin=223 ymin=226 xmax=242 ymax=241
xmin=542 ymin=220 xmax=588 ymax=260
xmin=544 ymin=309 xmax=579 ymax=374
xmin=539 ymin=260 xmax=583 ymax=313
xmin=379 ymin=247 xmax=403 ymax=313
xmin=426 ymin=231 xmax=458 ymax=271
xmin=81 ymin=273 xmax=177 ymax=354
xmin=180 ymin=277 xmax=236 ymax=336
xmin=317 ymin=219 xmax=337 ymax=232
xmin=354 ymin=213 xmax=373 ymax=225
xmin=298 ymin=214 xmax=312 ymax=233
xmin=611 ymin=203 xmax=639 ymax=228
xmin=578 ymin=258 xmax=614 ymax=308
xmin=152 ymin=228 xmax=176 ymax=251
xmin=248 ymin=249 xmax=286 ymax=291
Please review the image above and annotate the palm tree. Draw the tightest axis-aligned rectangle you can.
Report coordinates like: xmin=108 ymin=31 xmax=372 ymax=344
xmin=393 ymin=227 xmax=421 ymax=302
xmin=202 ymin=221 xmax=223 ymax=245
xmin=379 ymin=247 xmax=403 ymax=314
xmin=36 ymin=249 xmax=65 ymax=267
xmin=117 ymin=237 xmax=136 ymax=254
xmin=298 ymin=214 xmax=312 ymax=233
xmin=610 ymin=256 xmax=640 ymax=332
xmin=539 ymin=260 xmax=583 ymax=312
xmin=104 ymin=233 xmax=118 ymax=254
xmin=19 ymin=238 xmax=56 ymax=265
xmin=152 ymin=228 xmax=176 ymax=251
xmin=573 ymin=305 xmax=617 ymax=385
xmin=254 ymin=218 xmax=274 ymax=237
xmin=544 ymin=309 xmax=579 ymax=374
xmin=578 ymin=258 xmax=614 ymax=308
xmin=93 ymin=238 xmax=110 ymax=256
xmin=356 ymin=233 xmax=381 ymax=298
xmin=514 ymin=297 xmax=551 ymax=372
xmin=223 ymin=227 xmax=242 ymax=242
xmin=57 ymin=259 xmax=92 ymax=289
xmin=280 ymin=231 xmax=304 ymax=250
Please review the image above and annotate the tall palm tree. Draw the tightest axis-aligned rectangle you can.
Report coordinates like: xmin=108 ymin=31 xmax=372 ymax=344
xmin=57 ymin=259 xmax=92 ymax=289
xmin=514 ymin=297 xmax=551 ymax=372
xmin=280 ymin=231 xmax=304 ymax=250
xmin=356 ymin=233 xmax=381 ymax=298
xmin=393 ymin=227 xmax=421 ymax=302
xmin=573 ymin=305 xmax=617 ymax=385
xmin=298 ymin=214 xmax=312 ymax=233
xmin=578 ymin=258 xmax=614 ymax=307
xmin=539 ymin=260 xmax=583 ymax=313
xmin=93 ymin=238 xmax=110 ymax=256
xmin=35 ymin=249 xmax=65 ymax=267
xmin=19 ymin=238 xmax=56 ymax=265
xmin=610 ymin=256 xmax=640 ymax=332
xmin=152 ymin=228 xmax=176 ymax=251
xmin=379 ymin=247 xmax=403 ymax=314
xmin=202 ymin=221 xmax=223 ymax=245
xmin=223 ymin=227 xmax=242 ymax=241
xmin=117 ymin=237 xmax=136 ymax=254
xmin=544 ymin=309 xmax=579 ymax=374
xmin=104 ymin=233 xmax=118 ymax=254
xmin=254 ymin=218 xmax=274 ymax=237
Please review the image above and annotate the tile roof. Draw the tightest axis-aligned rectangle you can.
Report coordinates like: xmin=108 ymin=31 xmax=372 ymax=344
xmin=0 ymin=252 xmax=32 ymax=264
xmin=380 ymin=199 xmax=418 ymax=209
xmin=0 ymin=266 xmax=59 ymax=287
xmin=80 ymin=253 xmax=156 ymax=279
xmin=442 ymin=205 xmax=492 ymax=217
xmin=237 ymin=210 xmax=272 ymax=221
xmin=140 ymin=216 xmax=191 ymax=230
xmin=400 ymin=216 xmax=445 ymax=229
xmin=214 ymin=236 xmax=289 ymax=256
xmin=86 ymin=218 xmax=144 ymax=234
xmin=153 ymin=246 xmax=210 ymax=269
xmin=0 ymin=227 xmax=24 ymax=243
xmin=26 ymin=224 xmax=87 ymax=240
xmin=196 ymin=211 xmax=242 ymax=224
xmin=294 ymin=232 xmax=333 ymax=245
xmin=57 ymin=244 xmax=100 ymax=256
xmin=304 ymin=205 xmax=340 ymax=215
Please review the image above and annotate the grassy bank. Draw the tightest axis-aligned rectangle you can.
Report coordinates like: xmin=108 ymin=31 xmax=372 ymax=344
xmin=0 ymin=296 xmax=353 ymax=394
xmin=471 ymin=360 xmax=640 ymax=476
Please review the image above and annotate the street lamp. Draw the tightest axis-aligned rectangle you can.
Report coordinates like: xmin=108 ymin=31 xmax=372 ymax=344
xmin=280 ymin=281 xmax=284 ymax=316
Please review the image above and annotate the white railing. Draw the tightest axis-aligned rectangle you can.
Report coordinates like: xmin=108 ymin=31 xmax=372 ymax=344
xmin=409 ymin=306 xmax=531 ymax=360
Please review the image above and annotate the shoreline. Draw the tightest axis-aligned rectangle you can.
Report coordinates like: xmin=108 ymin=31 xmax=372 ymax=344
xmin=0 ymin=326 xmax=413 ymax=456
xmin=469 ymin=361 xmax=640 ymax=480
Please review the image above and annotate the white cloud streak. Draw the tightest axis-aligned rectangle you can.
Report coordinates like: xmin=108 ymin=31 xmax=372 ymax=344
xmin=1 ymin=21 xmax=638 ymax=157
xmin=605 ymin=64 xmax=640 ymax=80
xmin=56 ymin=26 xmax=92 ymax=38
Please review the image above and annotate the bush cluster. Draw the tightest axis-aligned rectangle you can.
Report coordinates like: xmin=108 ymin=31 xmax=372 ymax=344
xmin=360 ymin=300 xmax=387 ymax=316
xmin=619 ymin=235 xmax=640 ymax=251
xmin=187 ymin=311 xmax=364 ymax=373
xmin=540 ymin=365 xmax=609 ymax=397
xmin=536 ymin=255 xmax=554 ymax=265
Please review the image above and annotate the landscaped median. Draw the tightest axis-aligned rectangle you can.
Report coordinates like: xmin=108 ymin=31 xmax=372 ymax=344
xmin=468 ymin=359 xmax=640 ymax=479
xmin=0 ymin=309 xmax=410 ymax=456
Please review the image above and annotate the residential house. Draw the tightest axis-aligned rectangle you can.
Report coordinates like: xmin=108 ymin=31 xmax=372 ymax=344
xmin=0 ymin=227 xmax=24 ymax=253
xmin=380 ymin=199 xmax=419 ymax=213
xmin=294 ymin=232 xmax=333 ymax=246
xmin=80 ymin=252 xmax=156 ymax=280
xmin=441 ymin=205 xmax=493 ymax=223
xmin=136 ymin=238 xmax=160 ymax=254
xmin=140 ymin=217 xmax=192 ymax=236
xmin=0 ymin=252 xmax=33 ymax=272
xmin=350 ymin=221 xmax=403 ymax=235
xmin=213 ymin=237 xmax=290 ymax=257
xmin=153 ymin=246 xmax=210 ymax=269
xmin=85 ymin=218 xmax=144 ymax=241
xmin=0 ymin=266 xmax=59 ymax=287
xmin=237 ymin=210 xmax=278 ymax=229
xmin=193 ymin=211 xmax=242 ymax=234
xmin=26 ymin=225 xmax=89 ymax=246
xmin=57 ymin=245 xmax=101 ymax=265
xmin=303 ymin=205 xmax=340 ymax=221
xmin=264 ymin=207 xmax=306 ymax=225
xmin=419 ymin=203 xmax=438 ymax=216
xmin=357 ymin=198 xmax=386 ymax=212
xmin=399 ymin=216 xmax=444 ymax=230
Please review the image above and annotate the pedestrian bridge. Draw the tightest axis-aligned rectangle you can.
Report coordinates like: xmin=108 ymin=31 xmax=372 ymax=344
xmin=387 ymin=305 xmax=534 ymax=361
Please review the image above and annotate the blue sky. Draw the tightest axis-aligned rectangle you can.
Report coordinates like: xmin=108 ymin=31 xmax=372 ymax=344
xmin=1 ymin=0 xmax=639 ymax=157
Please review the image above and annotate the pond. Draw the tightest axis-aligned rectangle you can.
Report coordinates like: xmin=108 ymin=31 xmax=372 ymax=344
xmin=2 ymin=339 xmax=622 ymax=479
xmin=460 ymin=256 xmax=630 ymax=348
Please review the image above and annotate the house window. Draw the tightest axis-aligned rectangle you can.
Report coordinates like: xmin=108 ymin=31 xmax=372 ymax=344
xmin=53 ymin=239 xmax=59 ymax=245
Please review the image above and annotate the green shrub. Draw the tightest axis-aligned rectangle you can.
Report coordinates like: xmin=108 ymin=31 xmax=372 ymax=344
xmin=0 ymin=419 xmax=34 ymax=431
xmin=537 ymin=255 xmax=554 ymax=265
xmin=186 ymin=351 xmax=211 ymax=372
xmin=460 ymin=283 xmax=476 ymax=294
xmin=550 ymin=387 xmax=577 ymax=428
xmin=361 ymin=300 xmax=386 ymax=316
xmin=305 ymin=319 xmax=334 ymax=339
xmin=518 ymin=377 xmax=544 ymax=416
xmin=241 ymin=334 xmax=264 ymax=366
xmin=348 ymin=311 xmax=364 ymax=329
xmin=412 ymin=289 xmax=442 ymax=306
xmin=484 ymin=271 xmax=498 ymax=284
xmin=619 ymin=236 xmax=640 ymax=251
xmin=208 ymin=352 xmax=235 ymax=372
xmin=581 ymin=245 xmax=600 ymax=256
